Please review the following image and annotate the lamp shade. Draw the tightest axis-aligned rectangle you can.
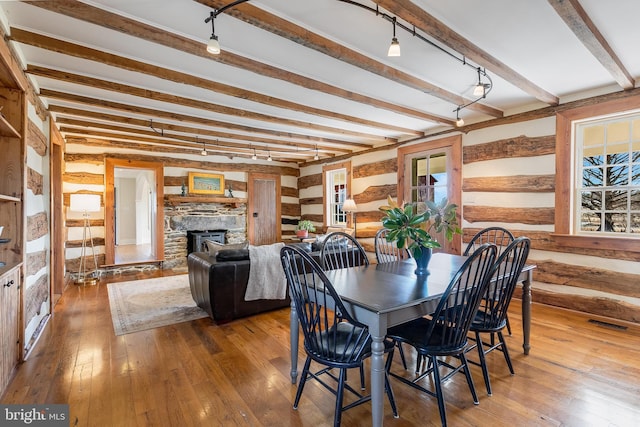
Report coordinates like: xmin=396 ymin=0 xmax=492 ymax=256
xmin=70 ymin=194 xmax=101 ymax=212
xmin=342 ymin=199 xmax=357 ymax=212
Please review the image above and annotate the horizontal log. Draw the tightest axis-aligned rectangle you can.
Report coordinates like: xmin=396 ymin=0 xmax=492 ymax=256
xmin=24 ymin=274 xmax=49 ymax=323
xmin=63 ymin=172 xmax=104 ymax=185
xmin=27 ymin=212 xmax=49 ymax=241
xmin=281 ymin=186 xmax=298 ymax=198
xmin=463 ymin=134 xmax=555 ymax=164
xmin=531 ymin=259 xmax=640 ymax=299
xmin=354 ymin=210 xmax=386 ymax=223
xmin=26 ymin=250 xmax=47 ymax=276
xmin=355 ymin=184 xmax=397 ymax=205
xmin=301 ymin=213 xmax=323 ymax=223
xmin=463 ymin=206 xmax=554 ymax=225
xmin=27 ymin=119 xmax=47 ymax=156
xmin=65 ymin=238 xmax=106 ymax=248
xmin=463 ymin=227 xmax=640 ymax=262
xmin=65 ymin=151 xmax=299 ymax=177
xmin=281 ymin=203 xmax=300 ymax=217
xmin=27 ymin=167 xmax=43 ymax=195
xmin=66 ymin=219 xmax=104 ymax=227
xmin=298 ymin=173 xmax=322 ymax=190
xmin=353 ymin=158 xmax=397 ymax=178
xmin=299 ymin=197 xmax=323 ymax=205
xmin=462 ymin=175 xmax=555 ymax=192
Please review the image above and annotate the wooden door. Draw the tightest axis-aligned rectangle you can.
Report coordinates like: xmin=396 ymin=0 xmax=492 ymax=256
xmin=0 ymin=266 xmax=20 ymax=393
xmin=247 ymin=173 xmax=281 ymax=245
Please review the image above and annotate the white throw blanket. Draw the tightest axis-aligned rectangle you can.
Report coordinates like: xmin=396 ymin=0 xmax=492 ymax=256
xmin=245 ymin=242 xmax=287 ymax=301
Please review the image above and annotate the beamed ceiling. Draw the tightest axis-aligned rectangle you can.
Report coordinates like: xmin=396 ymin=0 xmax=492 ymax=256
xmin=3 ymin=0 xmax=640 ymax=163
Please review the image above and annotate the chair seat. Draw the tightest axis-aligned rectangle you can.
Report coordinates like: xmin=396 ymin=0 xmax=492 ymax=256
xmin=388 ymin=318 xmax=468 ymax=356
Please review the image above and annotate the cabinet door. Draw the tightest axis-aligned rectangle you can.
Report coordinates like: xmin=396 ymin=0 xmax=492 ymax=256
xmin=0 ymin=268 xmax=20 ymax=393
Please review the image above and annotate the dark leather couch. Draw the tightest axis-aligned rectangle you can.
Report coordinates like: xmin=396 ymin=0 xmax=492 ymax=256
xmin=187 ymin=242 xmax=316 ymax=324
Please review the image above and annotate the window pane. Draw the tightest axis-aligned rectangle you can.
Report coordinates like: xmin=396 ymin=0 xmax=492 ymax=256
xmin=607 ymin=121 xmax=630 ymax=143
xmin=606 ymin=165 xmax=628 ymax=186
xmin=604 ymin=190 xmax=627 ymax=210
xmin=631 ymin=213 xmax=640 ymax=233
xmin=609 ymin=212 xmax=627 ymax=232
xmin=583 ymin=125 xmax=604 ymax=146
xmin=583 ymin=167 xmax=603 ymax=186
xmin=580 ymin=212 xmax=600 ymax=232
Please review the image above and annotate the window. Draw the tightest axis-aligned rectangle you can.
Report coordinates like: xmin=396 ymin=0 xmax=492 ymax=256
xmin=555 ymin=94 xmax=640 ymax=253
xmin=323 ymin=161 xmax=351 ymax=228
xmin=575 ymin=113 xmax=640 ymax=236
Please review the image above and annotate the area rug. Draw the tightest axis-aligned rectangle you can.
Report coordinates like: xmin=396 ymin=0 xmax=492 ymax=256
xmin=107 ymin=274 xmax=207 ymax=336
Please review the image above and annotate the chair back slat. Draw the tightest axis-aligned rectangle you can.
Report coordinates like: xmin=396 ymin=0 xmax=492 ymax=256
xmin=320 ymin=231 xmax=369 ymax=270
xmin=474 ymin=237 xmax=531 ymax=329
xmin=425 ymin=243 xmax=497 ymax=350
xmin=464 ymin=226 xmax=515 ymax=256
xmin=280 ymin=246 xmax=370 ymax=365
xmin=374 ymin=228 xmax=412 ymax=264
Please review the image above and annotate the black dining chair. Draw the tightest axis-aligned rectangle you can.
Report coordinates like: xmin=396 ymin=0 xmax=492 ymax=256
xmin=467 ymin=237 xmax=531 ymax=396
xmin=280 ymin=246 xmax=398 ymax=426
xmin=386 ymin=243 xmax=497 ymax=427
xmin=464 ymin=226 xmax=515 ymax=334
xmin=374 ymin=228 xmax=412 ymax=264
xmin=320 ymin=231 xmax=369 ymax=271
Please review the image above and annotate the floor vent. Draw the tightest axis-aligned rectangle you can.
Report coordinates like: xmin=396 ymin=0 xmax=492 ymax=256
xmin=588 ymin=319 xmax=627 ymax=330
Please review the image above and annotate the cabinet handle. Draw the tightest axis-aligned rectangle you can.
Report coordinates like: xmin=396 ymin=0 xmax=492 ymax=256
xmin=4 ymin=279 xmax=14 ymax=288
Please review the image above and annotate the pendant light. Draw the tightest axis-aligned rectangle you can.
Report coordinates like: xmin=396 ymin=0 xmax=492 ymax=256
xmin=387 ymin=17 xmax=401 ymax=57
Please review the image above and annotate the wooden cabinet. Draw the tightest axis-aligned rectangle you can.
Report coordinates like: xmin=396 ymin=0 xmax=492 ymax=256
xmin=0 ymin=83 xmax=25 ymax=395
xmin=0 ymin=265 xmax=20 ymax=393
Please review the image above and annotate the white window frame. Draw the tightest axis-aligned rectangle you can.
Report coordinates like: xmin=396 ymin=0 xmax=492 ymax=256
xmin=573 ymin=111 xmax=640 ymax=238
xmin=322 ymin=161 xmax=351 ymax=229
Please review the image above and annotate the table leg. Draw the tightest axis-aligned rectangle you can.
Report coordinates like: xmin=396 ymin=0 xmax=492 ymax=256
xmin=370 ymin=333 xmax=385 ymax=427
xmin=521 ymin=270 xmax=532 ymax=355
xmin=290 ymin=300 xmax=299 ymax=384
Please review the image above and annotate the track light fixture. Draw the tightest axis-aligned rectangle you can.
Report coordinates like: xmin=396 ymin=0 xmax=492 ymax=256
xmin=473 ymin=67 xmax=491 ymax=97
xmin=201 ymin=140 xmax=207 ymax=156
xmin=251 ymin=147 xmax=257 ymax=160
xmin=314 ymin=146 xmax=319 ymax=161
xmin=387 ymin=17 xmax=400 ymax=57
xmin=267 ymin=150 xmax=272 ymax=162
xmin=204 ymin=0 xmax=251 ymax=55
xmin=455 ymin=107 xmax=464 ymax=127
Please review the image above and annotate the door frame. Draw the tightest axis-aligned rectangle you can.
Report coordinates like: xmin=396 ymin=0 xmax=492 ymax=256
xmin=397 ymin=135 xmax=462 ymax=254
xmin=247 ymin=173 xmax=281 ymax=245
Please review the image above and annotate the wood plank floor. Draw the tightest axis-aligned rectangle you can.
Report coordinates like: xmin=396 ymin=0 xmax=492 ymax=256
xmin=2 ymin=270 xmax=640 ymax=426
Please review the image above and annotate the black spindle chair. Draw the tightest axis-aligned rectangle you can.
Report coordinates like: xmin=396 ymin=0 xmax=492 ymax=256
xmin=320 ymin=231 xmax=369 ymax=271
xmin=386 ymin=243 xmax=497 ymax=427
xmin=280 ymin=246 xmax=398 ymax=426
xmin=467 ymin=237 xmax=531 ymax=396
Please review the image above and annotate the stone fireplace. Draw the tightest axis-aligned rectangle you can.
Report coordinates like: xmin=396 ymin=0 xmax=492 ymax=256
xmin=163 ymin=201 xmax=247 ymax=269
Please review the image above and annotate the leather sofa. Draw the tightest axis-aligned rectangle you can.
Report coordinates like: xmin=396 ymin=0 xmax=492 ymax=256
xmin=187 ymin=242 xmax=316 ymax=324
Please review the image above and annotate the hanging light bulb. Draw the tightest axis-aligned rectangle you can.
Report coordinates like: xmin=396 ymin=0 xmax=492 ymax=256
xmin=314 ymin=146 xmax=319 ymax=161
xmin=387 ymin=17 xmax=401 ymax=57
xmin=205 ymin=11 xmax=221 ymax=54
xmin=267 ymin=151 xmax=272 ymax=162
xmin=201 ymin=140 xmax=207 ymax=156
xmin=455 ymin=108 xmax=464 ymax=127
xmin=251 ymin=147 xmax=257 ymax=160
xmin=472 ymin=67 xmax=490 ymax=97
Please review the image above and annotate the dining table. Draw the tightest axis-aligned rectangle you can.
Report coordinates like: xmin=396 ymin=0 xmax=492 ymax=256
xmin=288 ymin=252 xmax=536 ymax=427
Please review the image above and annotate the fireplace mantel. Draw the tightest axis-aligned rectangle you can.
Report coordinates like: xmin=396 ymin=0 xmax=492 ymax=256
xmin=164 ymin=195 xmax=246 ymax=207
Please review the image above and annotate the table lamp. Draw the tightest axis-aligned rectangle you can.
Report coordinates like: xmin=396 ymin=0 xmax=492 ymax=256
xmin=70 ymin=193 xmax=101 ymax=285
xmin=342 ymin=198 xmax=358 ymax=237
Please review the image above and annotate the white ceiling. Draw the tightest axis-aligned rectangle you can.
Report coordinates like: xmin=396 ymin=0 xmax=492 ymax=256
xmin=2 ymin=0 xmax=639 ymax=163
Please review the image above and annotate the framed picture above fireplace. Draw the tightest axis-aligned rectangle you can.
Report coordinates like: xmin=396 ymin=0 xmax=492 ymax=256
xmin=188 ymin=172 xmax=225 ymax=195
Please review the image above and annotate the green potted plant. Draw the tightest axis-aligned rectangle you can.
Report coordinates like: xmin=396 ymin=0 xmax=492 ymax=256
xmin=295 ymin=219 xmax=316 ymax=239
xmin=379 ymin=196 xmax=461 ymax=275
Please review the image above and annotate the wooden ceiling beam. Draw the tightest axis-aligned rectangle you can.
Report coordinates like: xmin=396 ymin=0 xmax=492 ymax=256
xmin=197 ymin=0 xmax=502 ymax=119
xmin=48 ymin=105 xmax=360 ymax=150
xmin=375 ymin=0 xmax=560 ymax=106
xmin=55 ymin=117 xmax=341 ymax=159
xmin=41 ymin=89 xmax=377 ymax=148
xmin=60 ymin=131 xmax=307 ymax=163
xmin=22 ymin=0 xmax=452 ymax=126
xmin=548 ymin=0 xmax=634 ymax=90
xmin=26 ymin=64 xmax=398 ymax=140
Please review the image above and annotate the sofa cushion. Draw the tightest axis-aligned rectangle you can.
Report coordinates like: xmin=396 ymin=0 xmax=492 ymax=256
xmin=204 ymin=240 xmax=249 ymax=257
xmin=216 ymin=249 xmax=250 ymax=261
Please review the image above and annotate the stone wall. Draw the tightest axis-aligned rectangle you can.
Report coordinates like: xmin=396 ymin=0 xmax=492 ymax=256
xmin=163 ymin=202 xmax=247 ymax=269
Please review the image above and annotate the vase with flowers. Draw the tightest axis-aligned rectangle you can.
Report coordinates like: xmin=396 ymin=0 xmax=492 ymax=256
xmin=379 ymin=196 xmax=461 ymax=275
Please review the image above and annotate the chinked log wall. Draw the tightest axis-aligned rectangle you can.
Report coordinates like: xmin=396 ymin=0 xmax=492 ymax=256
xmin=463 ymin=134 xmax=639 ymax=323
xmin=63 ymin=142 xmax=300 ymax=273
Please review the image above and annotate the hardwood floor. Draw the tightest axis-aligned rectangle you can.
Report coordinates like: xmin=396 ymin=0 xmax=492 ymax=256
xmin=2 ymin=270 xmax=639 ymax=426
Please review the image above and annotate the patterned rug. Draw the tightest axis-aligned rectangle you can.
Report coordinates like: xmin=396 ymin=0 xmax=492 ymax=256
xmin=107 ymin=274 xmax=207 ymax=336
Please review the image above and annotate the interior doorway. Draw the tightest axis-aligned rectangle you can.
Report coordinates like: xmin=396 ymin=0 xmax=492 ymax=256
xmin=105 ymin=159 xmax=164 ymax=265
